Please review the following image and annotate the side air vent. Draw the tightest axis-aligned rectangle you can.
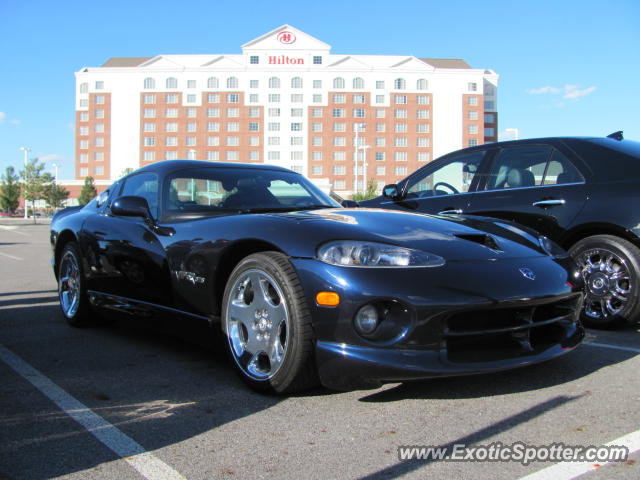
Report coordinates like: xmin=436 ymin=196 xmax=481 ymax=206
xmin=455 ymin=234 xmax=502 ymax=251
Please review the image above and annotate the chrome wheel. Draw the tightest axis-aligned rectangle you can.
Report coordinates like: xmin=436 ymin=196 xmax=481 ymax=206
xmin=225 ymin=269 xmax=289 ymax=380
xmin=575 ymin=247 xmax=631 ymax=320
xmin=59 ymin=250 xmax=81 ymax=319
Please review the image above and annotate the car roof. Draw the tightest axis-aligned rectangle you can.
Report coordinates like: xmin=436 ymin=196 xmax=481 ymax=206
xmin=132 ymin=160 xmax=295 ymax=176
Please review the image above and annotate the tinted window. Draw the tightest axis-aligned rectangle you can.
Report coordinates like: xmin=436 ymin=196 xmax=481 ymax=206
xmin=565 ymin=138 xmax=640 ymax=180
xmin=406 ymin=151 xmax=485 ymax=197
xmin=120 ymin=173 xmax=159 ymax=218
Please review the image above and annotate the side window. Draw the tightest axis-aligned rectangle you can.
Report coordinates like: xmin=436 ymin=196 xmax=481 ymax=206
xmin=119 ymin=173 xmax=159 ymax=219
xmin=168 ymin=177 xmax=231 ymax=210
xmin=484 ymin=146 xmax=552 ymax=190
xmin=542 ymin=150 xmax=583 ymax=185
xmin=406 ymin=151 xmax=485 ymax=197
xmin=96 ymin=189 xmax=110 ymax=208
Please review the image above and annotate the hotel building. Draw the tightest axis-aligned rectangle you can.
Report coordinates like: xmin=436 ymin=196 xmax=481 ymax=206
xmin=74 ymin=25 xmax=498 ymax=195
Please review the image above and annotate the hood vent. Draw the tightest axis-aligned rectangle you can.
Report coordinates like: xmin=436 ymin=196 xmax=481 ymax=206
xmin=455 ymin=234 xmax=502 ymax=251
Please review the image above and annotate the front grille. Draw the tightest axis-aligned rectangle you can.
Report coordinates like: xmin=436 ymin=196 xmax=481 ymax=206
xmin=444 ymin=295 xmax=581 ymax=363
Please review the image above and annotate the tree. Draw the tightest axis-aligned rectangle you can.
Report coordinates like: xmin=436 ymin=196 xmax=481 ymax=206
xmin=119 ymin=167 xmax=134 ymax=178
xmin=0 ymin=166 xmax=21 ymax=214
xmin=43 ymin=182 xmax=70 ymax=210
xmin=351 ymin=178 xmax=379 ymax=202
xmin=78 ymin=176 xmax=97 ymax=206
xmin=19 ymin=158 xmax=53 ymax=222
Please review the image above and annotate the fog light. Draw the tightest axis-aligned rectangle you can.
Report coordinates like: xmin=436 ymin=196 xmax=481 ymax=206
xmin=354 ymin=304 xmax=379 ymax=335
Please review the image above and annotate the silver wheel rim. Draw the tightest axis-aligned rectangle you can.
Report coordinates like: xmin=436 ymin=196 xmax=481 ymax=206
xmin=225 ymin=269 xmax=289 ymax=380
xmin=59 ymin=251 xmax=81 ymax=318
xmin=575 ymin=247 xmax=631 ymax=320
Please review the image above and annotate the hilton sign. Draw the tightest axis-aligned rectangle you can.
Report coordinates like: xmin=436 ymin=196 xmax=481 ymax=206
xmin=268 ymin=55 xmax=304 ymax=65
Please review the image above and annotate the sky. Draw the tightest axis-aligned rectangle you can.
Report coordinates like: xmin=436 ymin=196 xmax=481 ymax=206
xmin=1 ymin=0 xmax=639 ymax=181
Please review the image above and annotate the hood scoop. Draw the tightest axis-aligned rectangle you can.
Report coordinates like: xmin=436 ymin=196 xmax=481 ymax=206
xmin=455 ymin=234 xmax=502 ymax=252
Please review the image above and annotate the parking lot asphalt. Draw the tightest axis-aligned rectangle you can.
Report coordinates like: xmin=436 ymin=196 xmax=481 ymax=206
xmin=0 ymin=223 xmax=638 ymax=480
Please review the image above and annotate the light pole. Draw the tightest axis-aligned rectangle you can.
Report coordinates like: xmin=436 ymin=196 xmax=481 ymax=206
xmin=361 ymin=145 xmax=371 ymax=195
xmin=52 ymin=163 xmax=59 ymax=182
xmin=20 ymin=147 xmax=30 ymax=219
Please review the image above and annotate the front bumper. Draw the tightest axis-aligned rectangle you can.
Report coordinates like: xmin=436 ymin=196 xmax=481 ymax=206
xmin=290 ymin=256 xmax=584 ymax=391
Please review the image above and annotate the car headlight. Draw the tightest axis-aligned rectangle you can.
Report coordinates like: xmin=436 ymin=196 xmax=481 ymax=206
xmin=317 ymin=241 xmax=445 ymax=268
xmin=539 ymin=236 xmax=568 ymax=258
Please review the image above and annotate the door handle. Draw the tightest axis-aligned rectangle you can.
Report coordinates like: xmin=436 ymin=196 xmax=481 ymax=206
xmin=532 ymin=199 xmax=566 ymax=208
xmin=438 ymin=209 xmax=463 ymax=215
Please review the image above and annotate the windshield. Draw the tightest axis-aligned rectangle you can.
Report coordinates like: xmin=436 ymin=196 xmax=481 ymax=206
xmin=163 ymin=166 xmax=339 ymax=219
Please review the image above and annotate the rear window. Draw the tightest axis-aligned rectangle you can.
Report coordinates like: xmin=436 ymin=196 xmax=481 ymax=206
xmin=564 ymin=138 xmax=640 ymax=180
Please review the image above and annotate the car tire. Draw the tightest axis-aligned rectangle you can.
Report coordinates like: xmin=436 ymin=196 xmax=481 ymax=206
xmin=57 ymin=242 xmax=94 ymax=327
xmin=569 ymin=235 xmax=640 ymax=327
xmin=221 ymin=252 xmax=318 ymax=394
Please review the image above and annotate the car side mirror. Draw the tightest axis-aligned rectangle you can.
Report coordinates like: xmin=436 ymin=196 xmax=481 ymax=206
xmin=111 ymin=196 xmax=153 ymax=222
xmin=382 ymin=184 xmax=401 ymax=201
xmin=341 ymin=199 xmax=359 ymax=208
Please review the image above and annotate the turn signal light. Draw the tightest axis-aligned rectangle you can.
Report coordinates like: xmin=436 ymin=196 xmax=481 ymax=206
xmin=316 ymin=291 xmax=340 ymax=307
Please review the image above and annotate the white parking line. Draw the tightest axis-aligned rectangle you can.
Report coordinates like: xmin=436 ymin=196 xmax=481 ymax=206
xmin=583 ymin=342 xmax=640 ymax=354
xmin=0 ymin=343 xmax=187 ymax=480
xmin=0 ymin=225 xmax=29 ymax=236
xmin=518 ymin=428 xmax=640 ymax=479
xmin=0 ymin=251 xmax=23 ymax=261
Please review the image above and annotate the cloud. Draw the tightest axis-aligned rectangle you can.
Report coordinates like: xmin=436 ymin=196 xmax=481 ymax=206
xmin=527 ymin=86 xmax=561 ymax=95
xmin=0 ymin=112 xmax=5 ymax=123
xmin=562 ymin=85 xmax=597 ymax=99
xmin=40 ymin=154 xmax=65 ymax=163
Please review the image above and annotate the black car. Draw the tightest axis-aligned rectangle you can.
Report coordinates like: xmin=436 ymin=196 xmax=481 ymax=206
xmin=361 ymin=134 xmax=640 ymax=327
xmin=51 ymin=161 xmax=583 ymax=393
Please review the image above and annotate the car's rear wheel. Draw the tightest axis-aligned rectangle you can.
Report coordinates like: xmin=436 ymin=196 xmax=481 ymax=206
xmin=58 ymin=242 xmax=93 ymax=327
xmin=221 ymin=252 xmax=318 ymax=393
xmin=569 ymin=235 xmax=640 ymax=327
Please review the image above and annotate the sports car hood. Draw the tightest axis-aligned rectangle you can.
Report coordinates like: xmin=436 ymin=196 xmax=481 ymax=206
xmin=265 ymin=208 xmax=553 ymax=261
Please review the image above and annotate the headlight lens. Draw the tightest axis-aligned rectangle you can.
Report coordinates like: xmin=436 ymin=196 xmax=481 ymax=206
xmin=539 ymin=236 xmax=568 ymax=258
xmin=317 ymin=241 xmax=445 ymax=268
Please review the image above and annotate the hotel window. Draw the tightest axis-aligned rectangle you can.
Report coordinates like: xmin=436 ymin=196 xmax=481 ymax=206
xmin=187 ymin=94 xmax=196 ymax=103
xmin=227 ymin=94 xmax=239 ymax=103
xmin=332 ymin=108 xmax=345 ymax=118
xmin=207 ymin=108 xmax=220 ymax=117
xmin=417 ymin=137 xmax=430 ymax=147
xmin=269 ymin=77 xmax=281 ymax=88
xmin=291 ymin=123 xmax=302 ymax=131
xmin=311 ymin=122 xmax=322 ymax=132
xmin=79 ymin=126 xmax=89 ymax=136
xmin=313 ymin=79 xmax=322 ymax=88
xmin=144 ymin=94 xmax=156 ymax=104
xmin=376 ymin=80 xmax=385 ymax=89
xmin=249 ymin=151 xmax=259 ymax=161
xmin=375 ymin=95 xmax=385 ymax=104
xmin=395 ymin=123 xmax=407 ymax=133
xmin=395 ymin=166 xmax=408 ymax=175
xmin=417 ymin=123 xmax=430 ymax=133
xmin=249 ymin=136 xmax=260 ymax=146
xmin=333 ymin=77 xmax=345 ymax=89
xmin=376 ymin=166 xmax=386 ymax=175
xmin=268 ymin=137 xmax=280 ymax=146
xmin=468 ymin=96 xmax=478 ymax=106
xmin=249 ymin=94 xmax=259 ymax=102
xmin=227 ymin=108 xmax=240 ymax=117
xmin=207 ymin=136 xmax=219 ymax=146
xmin=95 ymin=95 xmax=105 ymax=105
xmin=468 ymin=82 xmax=477 ymax=91
xmin=165 ymin=108 xmax=178 ymax=118
xmin=312 ymin=94 xmax=322 ymax=103
xmin=469 ymin=139 xmax=478 ymax=147
xmin=291 ymin=77 xmax=303 ymax=88
xmin=249 ymin=79 xmax=259 ymax=88
xmin=207 ymin=122 xmax=219 ymax=132
xmin=143 ymin=78 xmax=155 ymax=89
xmin=485 ymin=101 xmax=495 ymax=110
xmin=94 ymin=137 xmax=104 ymax=147
xmin=291 ymin=108 xmax=303 ymax=117
xmin=249 ymin=122 xmax=259 ymax=131
xmin=95 ymin=123 xmax=104 ymax=133
xmin=334 ymin=180 xmax=346 ymax=190
xmin=394 ymin=78 xmax=406 ymax=90
xmin=333 ymin=122 xmax=346 ymax=132
xmin=226 ymin=77 xmax=238 ymax=88
xmin=207 ymin=77 xmax=219 ymax=89
xmin=353 ymin=108 xmax=365 ymax=118
xmin=375 ymin=123 xmax=385 ymax=132
xmin=417 ymin=95 xmax=430 ymax=105
xmin=334 ymin=137 xmax=346 ymax=146
xmin=79 ymin=99 xmax=88 ymax=107
xmin=268 ymin=108 xmax=280 ymax=117
xmin=394 ymin=95 xmax=407 ymax=104
xmin=311 ymin=136 xmax=322 ymax=146
xmin=166 ymin=77 xmax=178 ymax=89
xmin=333 ymin=94 xmax=346 ymax=103
xmin=143 ymin=123 xmax=155 ymax=133
xmin=268 ymin=151 xmax=280 ymax=160
xmin=333 ymin=151 xmax=346 ymax=161
xmin=249 ymin=108 xmax=260 ymax=117
xmin=165 ymin=122 xmax=178 ymax=132
xmin=226 ymin=122 xmax=240 ymax=132
xmin=95 ymin=109 xmax=104 ymax=118
xmin=485 ymin=127 xmax=496 ymax=137
xmin=353 ymin=122 xmax=366 ymax=133
xmin=94 ymin=165 xmax=104 ymax=176
xmin=268 ymin=122 xmax=280 ymax=132
xmin=313 ymin=56 xmax=322 ymax=65
xmin=312 ymin=151 xmax=322 ymax=161
xmin=353 ymin=77 xmax=364 ymax=89
xmin=186 ymin=108 xmax=197 ymax=118
xmin=395 ymin=152 xmax=408 ymax=162
xmin=187 ymin=80 xmax=196 ymax=89
xmin=250 ymin=56 xmax=259 ymax=64
xmin=394 ymin=137 xmax=408 ymax=147
xmin=79 ymin=82 xmax=88 ymax=93
xmin=165 ymin=137 xmax=178 ymax=146
xmin=417 ymin=79 xmax=428 ymax=90
xmin=186 ymin=122 xmax=196 ymax=132
xmin=166 ymin=94 xmax=179 ymax=103
xmin=291 ymin=166 xmax=303 ymax=174
xmin=79 ymin=112 xmax=89 ymax=122
xmin=375 ymin=109 xmax=386 ymax=118
xmin=468 ymin=125 xmax=479 ymax=134
xmin=485 ymin=113 xmax=496 ymax=123
xmin=485 ymin=85 xmax=495 ymax=95
xmin=417 ymin=152 xmax=430 ymax=162
xmin=291 ymin=151 xmax=303 ymax=160
xmin=226 ymin=151 xmax=239 ymax=161
xmin=417 ymin=109 xmax=430 ymax=119
xmin=353 ymin=94 xmax=366 ymax=104
xmin=142 ymin=151 xmax=155 ymax=162
xmin=394 ymin=109 xmax=407 ymax=118
xmin=311 ymin=108 xmax=322 ymax=118
xmin=186 ymin=136 xmax=197 ymax=146
xmin=469 ymin=110 xmax=479 ymax=120
xmin=311 ymin=165 xmax=323 ymax=175
xmin=207 ymin=93 xmax=219 ymax=103
xmin=291 ymin=94 xmax=303 ymax=102
xmin=375 ymin=138 xmax=385 ymax=147
xmin=79 ymin=167 xmax=89 ymax=177
xmin=206 ymin=151 xmax=219 ymax=161
xmin=226 ymin=136 xmax=239 ymax=146
xmin=268 ymin=94 xmax=280 ymax=102
xmin=333 ymin=165 xmax=346 ymax=175
xmin=143 ymin=137 xmax=155 ymax=146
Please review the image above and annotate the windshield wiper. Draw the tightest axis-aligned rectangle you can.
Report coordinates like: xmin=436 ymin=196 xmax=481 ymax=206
xmin=236 ymin=205 xmax=334 ymax=214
